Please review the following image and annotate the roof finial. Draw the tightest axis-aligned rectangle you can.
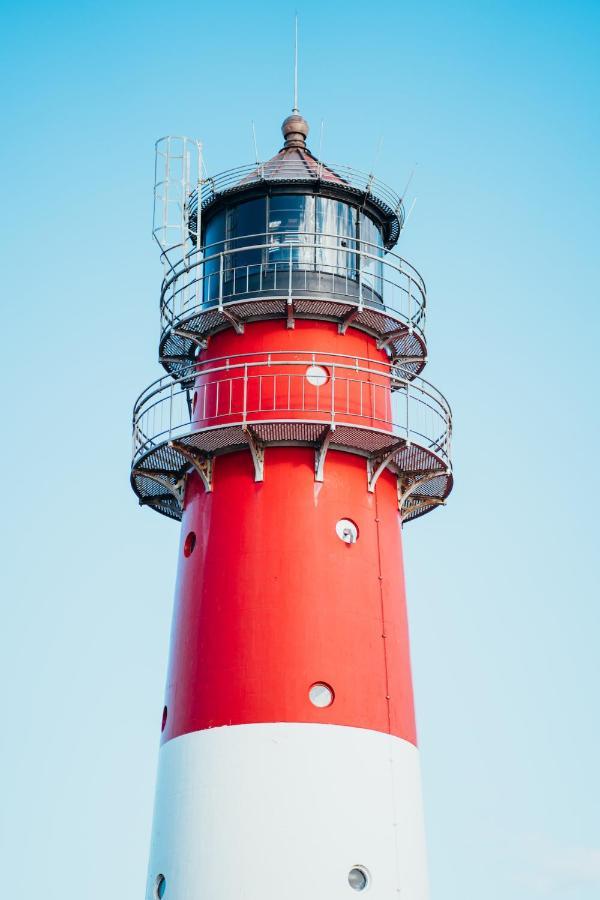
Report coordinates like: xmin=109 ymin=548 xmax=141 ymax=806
xmin=281 ymin=14 xmax=309 ymax=149
xmin=293 ymin=14 xmax=299 ymax=114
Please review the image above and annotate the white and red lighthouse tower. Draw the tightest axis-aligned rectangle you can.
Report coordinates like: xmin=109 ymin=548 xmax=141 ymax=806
xmin=131 ymin=110 xmax=452 ymax=900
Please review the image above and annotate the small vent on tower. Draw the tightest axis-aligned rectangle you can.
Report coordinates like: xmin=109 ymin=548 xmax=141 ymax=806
xmin=336 ymin=519 xmax=359 ymax=544
xmin=348 ymin=867 xmax=369 ymax=891
xmin=184 ymin=532 xmax=196 ymax=557
xmin=305 ymin=364 xmax=329 ymax=387
xmin=309 ymin=682 xmax=334 ymax=708
xmin=154 ymin=874 xmax=166 ymax=899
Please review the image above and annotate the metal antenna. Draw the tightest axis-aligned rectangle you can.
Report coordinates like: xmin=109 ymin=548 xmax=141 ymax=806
xmin=319 ymin=119 xmax=324 ymax=157
xmin=252 ymin=121 xmax=260 ymax=165
xmin=293 ymin=14 xmax=299 ymax=113
xmin=403 ymin=197 xmax=418 ymax=228
xmin=400 ymin=164 xmax=418 ymax=202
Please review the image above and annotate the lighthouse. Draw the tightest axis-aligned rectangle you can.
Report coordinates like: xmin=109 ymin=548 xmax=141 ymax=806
xmin=131 ymin=108 xmax=452 ymax=899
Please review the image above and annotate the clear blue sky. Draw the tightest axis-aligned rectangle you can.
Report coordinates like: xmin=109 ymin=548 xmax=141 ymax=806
xmin=1 ymin=1 xmax=599 ymax=897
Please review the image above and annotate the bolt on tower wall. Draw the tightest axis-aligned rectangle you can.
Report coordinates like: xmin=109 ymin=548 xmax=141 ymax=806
xmin=131 ymin=111 xmax=453 ymax=900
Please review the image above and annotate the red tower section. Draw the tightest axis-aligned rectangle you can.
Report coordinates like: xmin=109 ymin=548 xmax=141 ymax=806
xmin=132 ymin=114 xmax=452 ymax=900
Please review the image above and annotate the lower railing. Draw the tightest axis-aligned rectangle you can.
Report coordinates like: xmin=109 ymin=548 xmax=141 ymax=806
xmin=132 ymin=351 xmax=451 ymax=472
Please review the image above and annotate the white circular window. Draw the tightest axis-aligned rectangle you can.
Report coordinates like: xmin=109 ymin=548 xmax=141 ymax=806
xmin=348 ymin=867 xmax=369 ymax=891
xmin=154 ymin=874 xmax=166 ymax=899
xmin=305 ymin=364 xmax=329 ymax=387
xmin=309 ymin=682 xmax=334 ymax=708
xmin=336 ymin=518 xmax=359 ymax=544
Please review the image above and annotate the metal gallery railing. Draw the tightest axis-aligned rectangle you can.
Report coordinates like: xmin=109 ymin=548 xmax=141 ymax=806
xmin=159 ymin=232 xmax=426 ymax=346
xmin=191 ymin=160 xmax=404 ymax=223
xmin=132 ymin=351 xmax=451 ymax=471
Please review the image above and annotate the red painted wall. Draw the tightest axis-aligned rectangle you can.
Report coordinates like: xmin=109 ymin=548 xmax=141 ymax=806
xmin=159 ymin=320 xmax=417 ymax=747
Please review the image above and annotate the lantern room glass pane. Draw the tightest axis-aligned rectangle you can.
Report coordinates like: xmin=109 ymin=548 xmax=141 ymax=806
xmin=227 ymin=198 xmax=265 ymax=261
xmin=360 ymin=212 xmax=384 ymax=300
xmin=267 ymin=194 xmax=315 ymax=268
xmin=224 ymin=198 xmax=266 ymax=296
xmin=203 ymin=210 xmax=225 ymax=303
xmin=316 ymin=197 xmax=357 ymax=278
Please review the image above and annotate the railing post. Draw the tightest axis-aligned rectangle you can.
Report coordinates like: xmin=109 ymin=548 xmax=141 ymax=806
xmin=331 ymin=365 xmax=336 ymax=426
xmin=358 ymin=250 xmax=364 ymax=311
xmin=242 ymin=364 xmax=248 ymax=426
xmin=169 ymin=382 xmax=173 ymax=438
xmin=408 ymin=275 xmax=412 ymax=324
xmin=218 ymin=251 xmax=224 ymax=311
xmin=288 ymin=242 xmax=293 ymax=301
xmin=405 ymin=380 xmax=410 ymax=441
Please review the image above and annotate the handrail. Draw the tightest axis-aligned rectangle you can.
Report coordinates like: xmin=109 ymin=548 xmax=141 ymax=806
xmin=132 ymin=353 xmax=452 ymax=471
xmin=187 ymin=160 xmax=404 ymax=221
xmin=158 ymin=231 xmax=427 ymax=342
xmin=162 ymin=231 xmax=425 ymax=288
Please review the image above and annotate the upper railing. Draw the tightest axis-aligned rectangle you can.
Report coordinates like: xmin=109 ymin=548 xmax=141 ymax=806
xmin=190 ymin=160 xmax=404 ymax=233
xmin=153 ymin=137 xmax=405 ymax=264
xmin=159 ymin=232 xmax=427 ymax=366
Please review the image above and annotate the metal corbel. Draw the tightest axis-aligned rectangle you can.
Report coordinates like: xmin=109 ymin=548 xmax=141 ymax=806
xmin=243 ymin=426 xmax=265 ymax=482
xmin=286 ymin=298 xmax=296 ymax=329
xmin=133 ymin=469 xmax=186 ymax=509
xmin=376 ymin=325 xmax=411 ymax=352
xmin=314 ymin=425 xmax=335 ymax=482
xmin=172 ymin=328 xmax=208 ymax=350
xmin=221 ymin=308 xmax=245 ymax=335
xmin=391 ymin=355 xmax=426 ymax=369
xmin=159 ymin=354 xmax=196 ymax=366
xmin=169 ymin=441 xmax=214 ymax=492
xmin=397 ymin=471 xmax=449 ymax=519
xmin=367 ymin=440 xmax=408 ymax=493
xmin=338 ymin=307 xmax=359 ymax=335
xmin=139 ymin=493 xmax=179 ymax=511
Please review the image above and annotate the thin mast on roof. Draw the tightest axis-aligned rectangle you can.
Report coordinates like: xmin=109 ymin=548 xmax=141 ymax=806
xmin=293 ymin=15 xmax=299 ymax=114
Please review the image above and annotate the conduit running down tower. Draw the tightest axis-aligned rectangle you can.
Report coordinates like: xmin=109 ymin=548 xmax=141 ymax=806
xmin=131 ymin=109 xmax=453 ymax=900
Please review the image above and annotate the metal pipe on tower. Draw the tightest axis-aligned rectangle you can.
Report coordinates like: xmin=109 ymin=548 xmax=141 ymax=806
xmin=131 ymin=107 xmax=453 ymax=900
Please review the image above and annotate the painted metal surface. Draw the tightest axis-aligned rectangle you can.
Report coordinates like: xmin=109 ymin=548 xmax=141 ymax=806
xmin=162 ymin=443 xmax=416 ymax=745
xmin=147 ymin=724 xmax=429 ymax=900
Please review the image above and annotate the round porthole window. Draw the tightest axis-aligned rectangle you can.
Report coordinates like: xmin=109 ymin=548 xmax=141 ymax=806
xmin=309 ymin=682 xmax=334 ymax=708
xmin=305 ymin=364 xmax=329 ymax=387
xmin=154 ymin=874 xmax=166 ymax=899
xmin=348 ymin=867 xmax=369 ymax=891
xmin=183 ymin=531 xmax=196 ymax=557
xmin=336 ymin=518 xmax=359 ymax=544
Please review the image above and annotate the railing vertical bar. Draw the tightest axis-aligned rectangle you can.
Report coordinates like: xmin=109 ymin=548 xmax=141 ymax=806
xmin=218 ymin=253 xmax=224 ymax=310
xmin=331 ymin=365 xmax=336 ymax=425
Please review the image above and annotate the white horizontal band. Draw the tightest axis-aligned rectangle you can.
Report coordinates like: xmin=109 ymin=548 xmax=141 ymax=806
xmin=147 ymin=723 xmax=429 ymax=899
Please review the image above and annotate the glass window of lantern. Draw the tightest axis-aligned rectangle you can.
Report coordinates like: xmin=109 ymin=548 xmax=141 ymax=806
xmin=316 ymin=197 xmax=357 ymax=278
xmin=224 ymin=198 xmax=266 ymax=290
xmin=227 ymin=198 xmax=266 ymax=247
xmin=202 ymin=210 xmax=226 ymax=303
xmin=266 ymin=195 xmax=315 ymax=268
xmin=359 ymin=212 xmax=384 ymax=301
